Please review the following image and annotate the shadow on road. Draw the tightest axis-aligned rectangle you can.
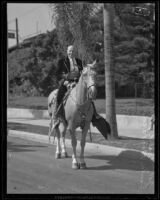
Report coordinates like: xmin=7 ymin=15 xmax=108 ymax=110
xmin=7 ymin=122 xmax=48 ymax=135
xmin=7 ymin=141 xmax=47 ymax=153
xmin=86 ymin=150 xmax=154 ymax=171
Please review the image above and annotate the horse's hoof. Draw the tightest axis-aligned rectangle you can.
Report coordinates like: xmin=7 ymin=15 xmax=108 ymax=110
xmin=61 ymin=152 xmax=68 ymax=158
xmin=80 ymin=162 xmax=87 ymax=169
xmin=72 ymin=163 xmax=80 ymax=169
xmin=55 ymin=153 xmax=61 ymax=159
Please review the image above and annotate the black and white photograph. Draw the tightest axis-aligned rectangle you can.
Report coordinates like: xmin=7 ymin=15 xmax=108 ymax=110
xmin=2 ymin=1 xmax=159 ymax=198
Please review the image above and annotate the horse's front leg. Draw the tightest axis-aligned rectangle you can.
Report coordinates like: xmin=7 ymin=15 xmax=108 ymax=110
xmin=80 ymin=122 xmax=90 ymax=169
xmin=59 ymin=122 xmax=68 ymax=158
xmin=68 ymin=128 xmax=79 ymax=169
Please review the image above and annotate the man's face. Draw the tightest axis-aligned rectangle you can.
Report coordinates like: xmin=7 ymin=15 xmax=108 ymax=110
xmin=67 ymin=46 xmax=74 ymax=58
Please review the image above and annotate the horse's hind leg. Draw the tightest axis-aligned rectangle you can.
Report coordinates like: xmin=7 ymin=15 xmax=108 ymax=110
xmin=48 ymin=118 xmax=53 ymax=143
xmin=55 ymin=127 xmax=61 ymax=159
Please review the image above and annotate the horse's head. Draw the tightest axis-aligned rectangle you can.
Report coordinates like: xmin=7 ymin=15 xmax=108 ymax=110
xmin=82 ymin=60 xmax=97 ymax=100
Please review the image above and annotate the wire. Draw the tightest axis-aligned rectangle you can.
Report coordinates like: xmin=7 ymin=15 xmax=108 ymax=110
xmin=8 ymin=4 xmax=44 ymax=24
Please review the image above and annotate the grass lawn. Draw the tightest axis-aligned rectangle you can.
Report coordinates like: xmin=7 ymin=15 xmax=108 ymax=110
xmin=8 ymin=95 xmax=154 ymax=116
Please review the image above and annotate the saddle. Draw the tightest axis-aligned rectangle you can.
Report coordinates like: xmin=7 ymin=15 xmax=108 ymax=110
xmin=67 ymin=71 xmax=80 ymax=81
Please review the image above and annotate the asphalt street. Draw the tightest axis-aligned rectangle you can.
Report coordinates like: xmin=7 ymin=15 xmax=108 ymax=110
xmin=7 ymin=135 xmax=154 ymax=194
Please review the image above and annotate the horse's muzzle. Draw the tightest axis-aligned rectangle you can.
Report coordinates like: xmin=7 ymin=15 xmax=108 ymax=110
xmin=88 ymin=86 xmax=97 ymax=100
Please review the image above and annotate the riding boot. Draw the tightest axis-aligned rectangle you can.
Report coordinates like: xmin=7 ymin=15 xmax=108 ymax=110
xmin=56 ymin=84 xmax=67 ymax=118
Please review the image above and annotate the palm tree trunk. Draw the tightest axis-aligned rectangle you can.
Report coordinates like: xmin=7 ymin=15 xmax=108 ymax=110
xmin=103 ymin=3 xmax=118 ymax=139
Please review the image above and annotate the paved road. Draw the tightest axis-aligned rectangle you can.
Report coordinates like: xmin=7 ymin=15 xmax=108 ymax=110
xmin=7 ymin=135 xmax=154 ymax=194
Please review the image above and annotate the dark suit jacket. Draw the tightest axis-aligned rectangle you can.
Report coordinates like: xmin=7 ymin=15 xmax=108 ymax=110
xmin=56 ymin=57 xmax=83 ymax=81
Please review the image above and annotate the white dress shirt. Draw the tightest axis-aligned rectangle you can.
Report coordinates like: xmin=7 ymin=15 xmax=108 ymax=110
xmin=69 ymin=57 xmax=78 ymax=72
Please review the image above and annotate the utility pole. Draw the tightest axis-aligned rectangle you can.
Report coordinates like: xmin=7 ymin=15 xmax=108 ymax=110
xmin=15 ymin=18 xmax=19 ymax=47
xmin=7 ymin=19 xmax=9 ymax=106
xmin=36 ymin=21 xmax=39 ymax=33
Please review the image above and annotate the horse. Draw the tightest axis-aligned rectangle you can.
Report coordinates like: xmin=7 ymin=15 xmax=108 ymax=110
xmin=48 ymin=60 xmax=97 ymax=169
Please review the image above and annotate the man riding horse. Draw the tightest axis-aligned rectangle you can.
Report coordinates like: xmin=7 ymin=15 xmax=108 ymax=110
xmin=55 ymin=45 xmax=99 ymax=125
xmin=48 ymin=45 xmax=111 ymax=167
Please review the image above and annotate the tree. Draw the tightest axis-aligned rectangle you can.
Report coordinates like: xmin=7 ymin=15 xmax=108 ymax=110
xmin=28 ymin=30 xmax=60 ymax=96
xmin=114 ymin=3 xmax=155 ymax=88
xmin=103 ymin=3 xmax=118 ymax=139
xmin=8 ymin=47 xmax=32 ymax=95
xmin=8 ymin=29 xmax=61 ymax=96
xmin=50 ymin=3 xmax=97 ymax=64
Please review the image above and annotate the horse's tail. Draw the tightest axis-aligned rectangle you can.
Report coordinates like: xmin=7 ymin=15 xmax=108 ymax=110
xmin=48 ymin=89 xmax=60 ymax=143
xmin=48 ymin=89 xmax=58 ymax=117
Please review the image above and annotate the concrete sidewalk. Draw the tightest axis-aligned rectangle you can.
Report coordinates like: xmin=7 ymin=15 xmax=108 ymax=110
xmin=8 ymin=117 xmax=154 ymax=139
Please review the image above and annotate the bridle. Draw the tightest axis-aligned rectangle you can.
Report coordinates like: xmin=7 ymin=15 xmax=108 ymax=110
xmin=82 ymin=66 xmax=97 ymax=90
xmin=68 ymin=64 xmax=97 ymax=106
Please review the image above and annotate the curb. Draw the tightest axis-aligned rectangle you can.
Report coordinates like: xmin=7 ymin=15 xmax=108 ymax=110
xmin=8 ymin=129 xmax=154 ymax=162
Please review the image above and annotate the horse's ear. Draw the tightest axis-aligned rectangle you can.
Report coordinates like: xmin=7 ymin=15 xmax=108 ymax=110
xmin=82 ymin=67 xmax=88 ymax=75
xmin=90 ymin=60 xmax=97 ymax=70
